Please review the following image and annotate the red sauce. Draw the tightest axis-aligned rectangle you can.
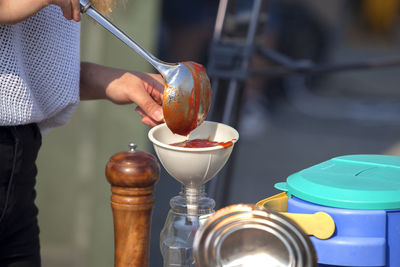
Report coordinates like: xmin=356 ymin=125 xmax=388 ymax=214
xmin=162 ymin=62 xmax=211 ymax=136
xmin=170 ymin=139 xmax=234 ymax=149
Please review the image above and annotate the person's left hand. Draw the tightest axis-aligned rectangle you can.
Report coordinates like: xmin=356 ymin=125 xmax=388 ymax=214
xmin=106 ymin=72 xmax=165 ymax=127
xmin=80 ymin=62 xmax=165 ymax=127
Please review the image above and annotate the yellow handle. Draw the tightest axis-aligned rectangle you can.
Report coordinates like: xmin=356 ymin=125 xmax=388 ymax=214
xmin=256 ymin=192 xmax=288 ymax=212
xmin=281 ymin=212 xmax=335 ymax=240
xmin=257 ymin=193 xmax=335 ymax=240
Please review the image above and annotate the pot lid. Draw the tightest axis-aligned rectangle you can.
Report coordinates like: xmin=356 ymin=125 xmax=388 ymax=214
xmin=275 ymin=155 xmax=400 ymax=210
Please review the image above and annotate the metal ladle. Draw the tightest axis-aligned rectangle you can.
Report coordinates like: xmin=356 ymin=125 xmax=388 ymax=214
xmin=80 ymin=0 xmax=211 ymax=135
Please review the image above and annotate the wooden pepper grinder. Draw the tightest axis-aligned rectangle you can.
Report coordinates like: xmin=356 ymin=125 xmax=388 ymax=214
xmin=105 ymin=142 xmax=160 ymax=267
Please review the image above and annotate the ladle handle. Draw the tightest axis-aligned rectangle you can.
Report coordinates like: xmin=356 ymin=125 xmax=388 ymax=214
xmin=79 ymin=0 xmax=174 ymax=75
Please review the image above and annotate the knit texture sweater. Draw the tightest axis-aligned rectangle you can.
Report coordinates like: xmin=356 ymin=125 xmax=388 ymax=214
xmin=0 ymin=5 xmax=81 ymax=133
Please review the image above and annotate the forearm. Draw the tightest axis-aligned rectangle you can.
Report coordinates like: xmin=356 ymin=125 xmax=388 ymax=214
xmin=79 ymin=61 xmax=165 ymax=125
xmin=0 ymin=0 xmax=48 ymax=24
xmin=80 ymin=61 xmax=161 ymax=104
xmin=80 ymin=62 xmax=121 ymax=101
xmin=0 ymin=0 xmax=80 ymax=25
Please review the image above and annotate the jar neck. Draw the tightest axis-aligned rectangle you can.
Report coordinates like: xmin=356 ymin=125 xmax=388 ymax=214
xmin=170 ymin=184 xmax=215 ymax=215
xmin=179 ymin=184 xmax=206 ymax=198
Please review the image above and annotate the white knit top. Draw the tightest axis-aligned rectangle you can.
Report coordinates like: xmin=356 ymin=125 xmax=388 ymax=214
xmin=0 ymin=5 xmax=81 ymax=133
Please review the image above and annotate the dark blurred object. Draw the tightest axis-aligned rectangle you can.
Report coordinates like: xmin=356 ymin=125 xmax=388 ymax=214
xmin=274 ymin=2 xmax=330 ymax=64
xmin=157 ymin=0 xmax=219 ymax=64
xmin=264 ymin=0 xmax=331 ymax=102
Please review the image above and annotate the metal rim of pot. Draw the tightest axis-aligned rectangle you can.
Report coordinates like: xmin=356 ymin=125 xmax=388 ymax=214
xmin=193 ymin=204 xmax=318 ymax=267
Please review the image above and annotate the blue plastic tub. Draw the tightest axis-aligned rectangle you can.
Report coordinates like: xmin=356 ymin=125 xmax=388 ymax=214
xmin=287 ymin=196 xmax=400 ymax=267
xmin=271 ymin=155 xmax=400 ymax=267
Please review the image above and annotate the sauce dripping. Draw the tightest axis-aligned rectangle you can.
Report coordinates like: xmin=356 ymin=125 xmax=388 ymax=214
xmin=162 ymin=62 xmax=211 ymax=136
xmin=170 ymin=139 xmax=234 ymax=149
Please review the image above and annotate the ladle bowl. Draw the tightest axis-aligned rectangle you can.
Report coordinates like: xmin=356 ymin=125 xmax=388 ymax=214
xmin=148 ymin=121 xmax=239 ymax=188
xmin=162 ymin=61 xmax=211 ymax=136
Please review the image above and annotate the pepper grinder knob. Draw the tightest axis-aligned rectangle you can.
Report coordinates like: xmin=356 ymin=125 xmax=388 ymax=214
xmin=128 ymin=142 xmax=137 ymax=152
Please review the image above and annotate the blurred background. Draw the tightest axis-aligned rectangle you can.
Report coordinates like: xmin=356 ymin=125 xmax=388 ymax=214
xmin=36 ymin=0 xmax=400 ymax=266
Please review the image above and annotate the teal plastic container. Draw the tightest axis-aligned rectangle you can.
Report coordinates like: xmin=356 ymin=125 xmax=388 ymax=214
xmin=276 ymin=155 xmax=400 ymax=267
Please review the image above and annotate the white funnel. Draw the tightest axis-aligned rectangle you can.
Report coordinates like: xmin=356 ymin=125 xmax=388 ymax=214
xmin=148 ymin=121 xmax=239 ymax=188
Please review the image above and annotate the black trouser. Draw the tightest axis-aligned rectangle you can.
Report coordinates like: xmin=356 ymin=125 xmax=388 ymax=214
xmin=0 ymin=124 xmax=41 ymax=266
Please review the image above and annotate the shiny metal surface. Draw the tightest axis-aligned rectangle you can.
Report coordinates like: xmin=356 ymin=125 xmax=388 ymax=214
xmin=128 ymin=142 xmax=137 ymax=152
xmin=79 ymin=1 xmax=211 ymax=134
xmin=193 ymin=204 xmax=318 ymax=267
xmin=79 ymin=0 xmax=90 ymax=12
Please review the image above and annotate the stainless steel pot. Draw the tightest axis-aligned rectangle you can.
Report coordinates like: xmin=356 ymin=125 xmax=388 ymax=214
xmin=193 ymin=204 xmax=318 ymax=267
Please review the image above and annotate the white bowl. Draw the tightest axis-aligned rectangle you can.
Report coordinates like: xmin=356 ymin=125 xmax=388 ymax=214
xmin=148 ymin=121 xmax=239 ymax=188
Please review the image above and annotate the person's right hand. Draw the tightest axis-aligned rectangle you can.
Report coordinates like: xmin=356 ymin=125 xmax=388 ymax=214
xmin=50 ymin=0 xmax=81 ymax=22
xmin=0 ymin=0 xmax=81 ymax=25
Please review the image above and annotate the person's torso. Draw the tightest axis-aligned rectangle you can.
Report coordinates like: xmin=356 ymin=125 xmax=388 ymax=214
xmin=0 ymin=5 xmax=81 ymax=133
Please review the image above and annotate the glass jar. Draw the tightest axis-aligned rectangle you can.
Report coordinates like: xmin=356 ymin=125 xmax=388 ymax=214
xmin=160 ymin=185 xmax=215 ymax=267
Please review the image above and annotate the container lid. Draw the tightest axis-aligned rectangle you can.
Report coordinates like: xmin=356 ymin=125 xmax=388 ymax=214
xmin=275 ymin=155 xmax=400 ymax=210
